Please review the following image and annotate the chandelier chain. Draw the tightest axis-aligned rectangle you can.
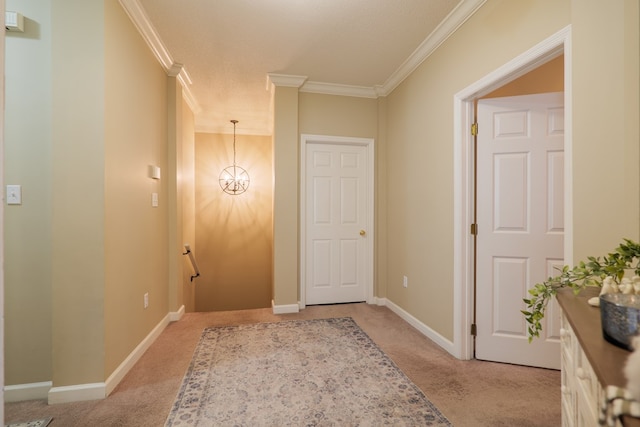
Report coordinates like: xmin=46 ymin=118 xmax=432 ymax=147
xmin=231 ymin=119 xmax=238 ymax=167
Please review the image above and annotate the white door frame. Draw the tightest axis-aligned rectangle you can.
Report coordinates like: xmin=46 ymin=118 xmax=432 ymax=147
xmin=452 ymin=26 xmax=573 ymax=360
xmin=299 ymin=134 xmax=375 ymax=309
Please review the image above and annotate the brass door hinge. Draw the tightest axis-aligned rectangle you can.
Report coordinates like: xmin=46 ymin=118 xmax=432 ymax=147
xmin=470 ymin=223 xmax=478 ymax=235
xmin=471 ymin=122 xmax=478 ymax=136
xmin=471 ymin=323 xmax=477 ymax=336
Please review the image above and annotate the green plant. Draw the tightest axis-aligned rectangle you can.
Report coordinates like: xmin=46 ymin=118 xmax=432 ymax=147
xmin=522 ymin=238 xmax=640 ymax=342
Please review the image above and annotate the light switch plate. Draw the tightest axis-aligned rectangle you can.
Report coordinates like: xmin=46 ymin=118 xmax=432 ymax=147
xmin=7 ymin=185 xmax=22 ymax=205
xmin=151 ymin=192 xmax=158 ymax=207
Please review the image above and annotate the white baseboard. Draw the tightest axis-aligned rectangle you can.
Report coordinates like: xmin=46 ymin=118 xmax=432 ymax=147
xmin=377 ymin=298 xmax=457 ymax=357
xmin=48 ymin=382 xmax=105 ymax=405
xmin=272 ymin=300 xmax=300 ymax=314
xmin=104 ymin=313 xmax=171 ymax=396
xmin=169 ymin=304 xmax=185 ymax=322
xmin=371 ymin=296 xmax=387 ymax=306
xmin=4 ymin=381 xmax=52 ymax=402
xmin=48 ymin=312 xmax=172 ymax=404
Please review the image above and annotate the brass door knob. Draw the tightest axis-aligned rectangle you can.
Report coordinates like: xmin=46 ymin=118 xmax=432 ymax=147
xmin=360 ymin=230 xmax=366 ymax=236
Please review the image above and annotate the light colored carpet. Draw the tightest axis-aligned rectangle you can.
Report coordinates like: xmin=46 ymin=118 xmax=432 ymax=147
xmin=4 ymin=303 xmax=560 ymax=426
xmin=165 ymin=317 xmax=451 ymax=426
xmin=5 ymin=418 xmax=52 ymax=427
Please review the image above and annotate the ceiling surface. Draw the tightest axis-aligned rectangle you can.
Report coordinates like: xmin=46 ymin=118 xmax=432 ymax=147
xmin=132 ymin=0 xmax=473 ymax=135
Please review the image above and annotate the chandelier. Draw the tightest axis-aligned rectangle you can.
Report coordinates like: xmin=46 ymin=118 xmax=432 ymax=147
xmin=219 ymin=119 xmax=250 ymax=195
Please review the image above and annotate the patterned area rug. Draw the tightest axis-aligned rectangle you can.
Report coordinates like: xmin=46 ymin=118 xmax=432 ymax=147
xmin=165 ymin=317 xmax=451 ymax=426
xmin=5 ymin=418 xmax=52 ymax=427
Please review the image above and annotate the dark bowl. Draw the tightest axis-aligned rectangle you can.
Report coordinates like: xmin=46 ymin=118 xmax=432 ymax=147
xmin=600 ymin=293 xmax=640 ymax=351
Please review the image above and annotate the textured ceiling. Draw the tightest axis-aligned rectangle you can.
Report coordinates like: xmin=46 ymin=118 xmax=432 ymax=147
xmin=135 ymin=0 xmax=466 ymax=135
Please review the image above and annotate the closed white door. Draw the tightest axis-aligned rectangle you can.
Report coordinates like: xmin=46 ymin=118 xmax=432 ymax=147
xmin=303 ymin=139 xmax=371 ymax=305
xmin=475 ymin=93 xmax=564 ymax=369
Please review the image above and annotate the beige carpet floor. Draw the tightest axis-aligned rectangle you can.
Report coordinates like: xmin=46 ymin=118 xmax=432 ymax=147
xmin=5 ymin=303 xmax=560 ymax=426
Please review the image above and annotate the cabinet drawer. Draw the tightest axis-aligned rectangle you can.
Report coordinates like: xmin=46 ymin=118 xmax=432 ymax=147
xmin=560 ymin=315 xmax=574 ymax=364
xmin=575 ymin=345 xmax=600 ymax=414
xmin=561 ymin=384 xmax=575 ymax=427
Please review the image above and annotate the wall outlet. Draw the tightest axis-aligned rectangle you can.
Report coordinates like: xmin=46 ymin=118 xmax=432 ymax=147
xmin=144 ymin=292 xmax=149 ymax=309
xmin=403 ymin=276 xmax=408 ymax=288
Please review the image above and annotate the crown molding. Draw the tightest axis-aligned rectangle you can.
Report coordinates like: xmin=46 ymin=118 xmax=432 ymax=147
xmin=377 ymin=0 xmax=487 ymax=96
xmin=300 ymin=81 xmax=378 ymax=99
xmin=118 ymin=0 xmax=201 ymax=113
xmin=118 ymin=0 xmax=171 ymax=68
xmin=167 ymin=63 xmax=183 ymax=78
xmin=267 ymin=73 xmax=308 ymax=88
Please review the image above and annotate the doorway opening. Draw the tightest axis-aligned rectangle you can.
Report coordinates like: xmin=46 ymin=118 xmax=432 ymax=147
xmin=452 ymin=26 xmax=572 ymax=361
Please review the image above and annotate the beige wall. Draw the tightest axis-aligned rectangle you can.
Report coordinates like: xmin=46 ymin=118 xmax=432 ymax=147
xmin=181 ymin=100 xmax=197 ymax=313
xmin=5 ymin=0 xmax=190 ymax=390
xmin=51 ymin=0 xmax=106 ymax=386
xmin=384 ymin=0 xmax=572 ymax=340
xmin=272 ymin=91 xmax=379 ymax=307
xmin=167 ymin=77 xmax=197 ymax=314
xmin=272 ymin=86 xmax=300 ymax=307
xmin=299 ymin=92 xmax=381 ymax=296
xmin=104 ymin=0 xmax=170 ymax=377
xmin=167 ymin=78 xmax=183 ymax=314
xmin=194 ymin=132 xmax=273 ymax=311
xmin=571 ymin=0 xmax=639 ymax=260
xmin=381 ymin=0 xmax=639 ymax=342
xmin=299 ymin=93 xmax=378 ymax=138
xmin=5 ymin=0 xmax=53 ymax=385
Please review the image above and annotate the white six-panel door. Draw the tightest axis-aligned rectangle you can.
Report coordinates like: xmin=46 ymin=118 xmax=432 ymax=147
xmin=475 ymin=93 xmax=564 ymax=369
xmin=302 ymin=136 xmax=372 ymax=306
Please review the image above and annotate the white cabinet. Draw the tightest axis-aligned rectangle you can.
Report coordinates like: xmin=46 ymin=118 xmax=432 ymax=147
xmin=561 ymin=312 xmax=619 ymax=426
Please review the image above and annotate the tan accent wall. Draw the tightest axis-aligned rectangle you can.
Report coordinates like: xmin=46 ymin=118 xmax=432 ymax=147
xmin=194 ymin=132 xmax=273 ymax=311
xmin=483 ymin=54 xmax=564 ymax=99
xmin=5 ymin=0 xmax=53 ymax=385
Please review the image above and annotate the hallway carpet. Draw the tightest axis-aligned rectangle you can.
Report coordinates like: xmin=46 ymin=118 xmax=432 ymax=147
xmin=5 ymin=303 xmax=560 ymax=426
xmin=166 ymin=317 xmax=450 ymax=426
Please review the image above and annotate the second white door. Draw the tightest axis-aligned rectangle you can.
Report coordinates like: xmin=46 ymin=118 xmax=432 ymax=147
xmin=303 ymin=137 xmax=372 ymax=305
xmin=475 ymin=92 xmax=564 ymax=369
